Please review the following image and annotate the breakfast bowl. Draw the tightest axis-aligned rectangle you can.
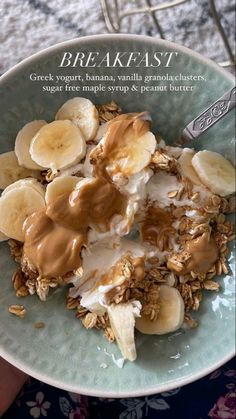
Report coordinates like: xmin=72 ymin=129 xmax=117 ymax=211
xmin=0 ymin=34 xmax=235 ymax=397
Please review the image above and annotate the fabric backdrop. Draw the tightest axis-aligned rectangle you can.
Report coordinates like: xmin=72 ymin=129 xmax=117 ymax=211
xmin=0 ymin=0 xmax=235 ymax=75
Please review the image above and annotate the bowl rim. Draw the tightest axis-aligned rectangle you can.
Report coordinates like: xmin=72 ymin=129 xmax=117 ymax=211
xmin=0 ymin=34 xmax=235 ymax=397
xmin=0 ymin=342 xmax=234 ymax=398
xmin=0 ymin=34 xmax=234 ymax=85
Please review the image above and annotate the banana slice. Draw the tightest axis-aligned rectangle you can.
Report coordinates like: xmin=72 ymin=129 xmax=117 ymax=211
xmin=0 ymin=186 xmax=45 ymax=241
xmin=55 ymin=97 xmax=99 ymax=142
xmin=0 ymin=151 xmax=39 ymax=189
xmin=125 ymin=131 xmax=157 ymax=175
xmin=90 ymin=113 xmax=156 ymax=178
xmin=2 ymin=178 xmax=45 ymax=198
xmin=178 ymin=148 xmax=203 ymax=186
xmin=135 ymin=285 xmax=184 ymax=335
xmin=59 ymin=163 xmax=83 ymax=177
xmin=107 ymin=301 xmax=141 ymax=361
xmin=192 ymin=150 xmax=236 ymax=196
xmin=45 ymin=175 xmax=83 ymax=205
xmin=0 ymin=230 xmax=8 ymax=242
xmin=30 ymin=120 xmax=86 ymax=171
xmin=15 ymin=120 xmax=47 ymax=169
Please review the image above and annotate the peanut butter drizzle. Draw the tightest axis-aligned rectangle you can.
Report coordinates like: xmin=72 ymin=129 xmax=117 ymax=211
xmin=90 ymin=112 xmax=150 ymax=179
xmin=142 ymin=207 xmax=174 ymax=247
xmin=183 ymin=233 xmax=218 ymax=274
xmin=23 ymin=178 xmax=128 ymax=278
xmin=23 ymin=113 xmax=150 ymax=278
xmin=23 ymin=211 xmax=86 ymax=277
xmin=46 ymin=178 xmax=128 ymax=232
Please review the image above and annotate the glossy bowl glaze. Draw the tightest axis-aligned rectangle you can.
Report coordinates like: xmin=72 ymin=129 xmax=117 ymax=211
xmin=0 ymin=35 xmax=235 ymax=397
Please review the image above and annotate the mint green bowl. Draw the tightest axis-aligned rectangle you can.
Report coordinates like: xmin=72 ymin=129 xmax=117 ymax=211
xmin=0 ymin=35 xmax=235 ymax=397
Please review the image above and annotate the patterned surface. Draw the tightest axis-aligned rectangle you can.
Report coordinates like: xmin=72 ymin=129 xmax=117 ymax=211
xmin=0 ymin=0 xmax=235 ymax=74
xmin=0 ymin=36 xmax=235 ymax=397
xmin=2 ymin=357 xmax=236 ymax=418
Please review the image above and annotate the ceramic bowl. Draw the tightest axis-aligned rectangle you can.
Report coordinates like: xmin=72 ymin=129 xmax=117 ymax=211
xmin=0 ymin=35 xmax=235 ymax=397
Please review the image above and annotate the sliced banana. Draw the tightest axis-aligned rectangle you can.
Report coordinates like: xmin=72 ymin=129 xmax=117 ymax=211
xmin=29 ymin=120 xmax=86 ymax=171
xmin=107 ymin=301 xmax=141 ymax=361
xmin=125 ymin=131 xmax=157 ymax=175
xmin=55 ymin=97 xmax=99 ymax=142
xmin=0 ymin=151 xmax=39 ymax=190
xmin=45 ymin=175 xmax=83 ymax=205
xmin=90 ymin=113 xmax=156 ymax=178
xmin=135 ymin=285 xmax=184 ymax=335
xmin=59 ymin=163 xmax=83 ymax=177
xmin=192 ymin=150 xmax=236 ymax=196
xmin=0 ymin=186 xmax=45 ymax=241
xmin=0 ymin=230 xmax=9 ymax=242
xmin=15 ymin=120 xmax=47 ymax=170
xmin=178 ymin=148 xmax=203 ymax=186
xmin=2 ymin=178 xmax=45 ymax=198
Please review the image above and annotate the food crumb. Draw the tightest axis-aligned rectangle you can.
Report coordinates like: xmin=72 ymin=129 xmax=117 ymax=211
xmin=34 ymin=322 xmax=45 ymax=329
xmin=103 ymin=347 xmax=125 ymax=368
xmin=111 ymin=354 xmax=125 ymax=369
xmin=100 ymin=363 xmax=108 ymax=369
xmin=8 ymin=304 xmax=26 ymax=318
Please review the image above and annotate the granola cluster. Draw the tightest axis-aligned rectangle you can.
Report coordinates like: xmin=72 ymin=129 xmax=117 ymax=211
xmin=62 ymin=188 xmax=234 ymax=341
xmin=95 ymin=100 xmax=122 ymax=123
xmin=7 ymin=101 xmax=235 ymax=348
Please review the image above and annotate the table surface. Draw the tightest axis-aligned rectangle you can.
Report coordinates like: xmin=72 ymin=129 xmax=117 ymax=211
xmin=0 ymin=0 xmax=235 ymax=74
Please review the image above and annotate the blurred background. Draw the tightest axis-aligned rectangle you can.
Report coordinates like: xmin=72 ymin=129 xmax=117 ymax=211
xmin=0 ymin=0 xmax=235 ymax=75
